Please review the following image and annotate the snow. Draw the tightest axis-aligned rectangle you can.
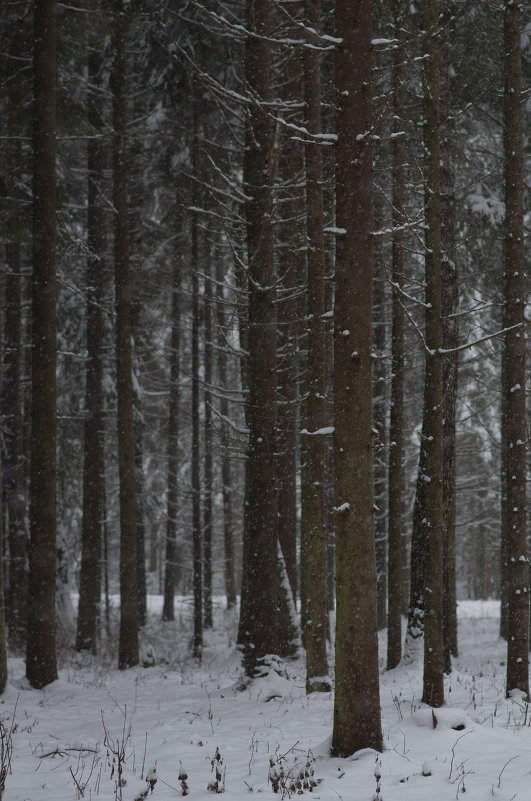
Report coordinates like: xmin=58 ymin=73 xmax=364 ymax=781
xmin=2 ymin=599 xmax=530 ymax=801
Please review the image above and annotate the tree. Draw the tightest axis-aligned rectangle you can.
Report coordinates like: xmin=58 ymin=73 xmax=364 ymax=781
xmin=300 ymin=0 xmax=331 ymax=694
xmin=386 ymin=0 xmax=406 ymax=672
xmin=440 ymin=0 xmax=459 ymax=670
xmin=3 ymin=15 xmax=28 ymax=654
xmin=502 ymin=0 xmax=528 ymax=700
xmin=112 ymin=0 xmax=139 ymax=670
xmin=162 ymin=260 xmax=181 ymax=622
xmin=203 ymin=267 xmax=214 ymax=630
xmin=76 ymin=18 xmax=106 ymax=654
xmin=331 ymin=0 xmax=382 ymax=756
xmin=214 ymin=259 xmax=237 ymax=610
xmin=190 ymin=90 xmax=203 ymax=660
xmin=419 ymin=0 xmax=445 ymax=708
xmin=239 ymin=0 xmax=280 ymax=676
xmin=0 ymin=458 xmax=8 ymax=692
xmin=26 ymin=0 xmax=58 ymax=690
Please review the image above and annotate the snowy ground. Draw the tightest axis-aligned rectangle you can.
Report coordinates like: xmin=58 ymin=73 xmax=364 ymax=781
xmin=2 ymin=598 xmax=530 ymax=801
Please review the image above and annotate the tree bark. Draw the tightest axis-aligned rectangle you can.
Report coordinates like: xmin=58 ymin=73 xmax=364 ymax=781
xmin=0 ymin=442 xmax=8 ymax=691
xmin=26 ymin=0 xmax=58 ymax=689
xmin=386 ymin=0 xmax=406 ymax=672
xmin=214 ymin=260 xmax=237 ymax=610
xmin=76 ymin=33 xmax=106 ymax=655
xmin=502 ymin=0 xmax=528 ymax=700
xmin=162 ymin=260 xmax=181 ymax=622
xmin=4 ymin=68 xmax=28 ymax=654
xmin=276 ymin=31 xmax=303 ymax=603
xmin=112 ymin=0 xmax=139 ymax=670
xmin=440 ymin=0 xmax=459 ymax=671
xmin=300 ymin=0 xmax=330 ymax=694
xmin=203 ymin=269 xmax=214 ymax=629
xmin=191 ymin=94 xmax=203 ymax=660
xmin=134 ymin=414 xmax=147 ymax=628
xmin=240 ymin=0 xmax=280 ymax=676
xmin=332 ymin=0 xmax=383 ymax=756
xmin=373 ymin=194 xmax=387 ymax=632
xmin=420 ymin=0 xmax=445 ymax=708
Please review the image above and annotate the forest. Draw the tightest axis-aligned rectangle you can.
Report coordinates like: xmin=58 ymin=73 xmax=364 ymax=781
xmin=0 ymin=0 xmax=529 ymax=799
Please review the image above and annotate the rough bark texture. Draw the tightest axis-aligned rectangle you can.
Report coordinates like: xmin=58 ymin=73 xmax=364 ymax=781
xmin=276 ymin=35 xmax=302 ymax=603
xmin=373 ymin=195 xmax=387 ymax=632
xmin=191 ymin=189 xmax=203 ymax=661
xmin=300 ymin=0 xmax=330 ymax=694
xmin=440 ymin=0 xmax=459 ymax=670
xmin=26 ymin=0 xmax=58 ymax=690
xmin=112 ymin=0 xmax=139 ymax=670
xmin=386 ymin=0 xmax=406 ymax=672
xmin=240 ymin=0 xmax=280 ymax=676
xmin=76 ymin=39 xmax=106 ymax=654
xmin=502 ymin=0 xmax=528 ymax=700
xmin=4 ymin=73 xmax=28 ymax=654
xmin=134 ymin=413 xmax=147 ymax=628
xmin=162 ymin=260 xmax=181 ymax=622
xmin=332 ymin=0 xmax=383 ymax=756
xmin=420 ymin=0 xmax=445 ymax=709
xmin=214 ymin=260 xmax=237 ymax=610
xmin=0 ymin=450 xmax=8 ymax=691
xmin=203 ymin=270 xmax=214 ymax=630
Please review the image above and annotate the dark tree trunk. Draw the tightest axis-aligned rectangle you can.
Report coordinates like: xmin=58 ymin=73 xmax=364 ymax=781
xmin=130 ymin=300 xmax=147 ymax=628
xmin=76 ymin=35 xmax=106 ymax=655
xmin=203 ymin=270 xmax=214 ymax=630
xmin=240 ymin=0 xmax=280 ymax=676
xmin=276 ymin=32 xmax=303 ymax=603
xmin=372 ymin=194 xmax=387 ymax=632
xmin=420 ymin=0 xmax=445 ymax=709
xmin=162 ymin=260 xmax=181 ymax=622
xmin=191 ymin=96 xmax=203 ymax=660
xmin=112 ymin=0 xmax=139 ymax=670
xmin=331 ymin=0 xmax=383 ymax=756
xmin=4 ymin=81 xmax=28 ymax=654
xmin=134 ymin=414 xmax=147 ymax=628
xmin=300 ymin=0 xmax=330 ymax=694
xmin=386 ymin=0 xmax=406 ymax=672
xmin=440 ymin=0 xmax=459 ymax=671
xmin=214 ymin=260 xmax=237 ymax=610
xmin=502 ymin=0 xmax=528 ymax=700
xmin=0 ymin=449 xmax=8 ymax=691
xmin=26 ymin=0 xmax=58 ymax=690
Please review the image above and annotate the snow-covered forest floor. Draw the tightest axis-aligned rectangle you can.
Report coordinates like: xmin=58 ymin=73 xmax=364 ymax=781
xmin=2 ymin=599 xmax=530 ymax=801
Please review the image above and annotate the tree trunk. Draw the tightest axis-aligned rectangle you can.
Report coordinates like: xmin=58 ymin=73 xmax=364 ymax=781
xmin=502 ymin=0 xmax=528 ymax=700
xmin=4 ymin=73 xmax=28 ymax=654
xmin=26 ymin=0 xmax=58 ymax=690
xmin=191 ymin=94 xmax=203 ymax=660
xmin=203 ymin=270 xmax=214 ymax=629
xmin=76 ymin=34 xmax=106 ymax=655
xmin=112 ymin=0 xmax=139 ymax=670
xmin=214 ymin=260 xmax=237 ymax=610
xmin=420 ymin=0 xmax=445 ymax=709
xmin=386 ymin=0 xmax=406 ymax=672
xmin=373 ymin=194 xmax=387 ymax=632
xmin=300 ymin=0 xmax=330 ymax=694
xmin=162 ymin=260 xmax=181 ymax=622
xmin=240 ymin=0 xmax=280 ymax=677
xmin=332 ymin=0 xmax=383 ymax=756
xmin=276 ymin=33 xmax=303 ymax=603
xmin=134 ymin=414 xmax=147 ymax=628
xmin=0 ymin=447 xmax=8 ymax=692
xmin=440 ymin=0 xmax=459 ymax=671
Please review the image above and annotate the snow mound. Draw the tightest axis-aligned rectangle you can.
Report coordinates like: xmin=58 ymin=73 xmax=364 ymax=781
xmin=411 ymin=707 xmax=469 ymax=730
